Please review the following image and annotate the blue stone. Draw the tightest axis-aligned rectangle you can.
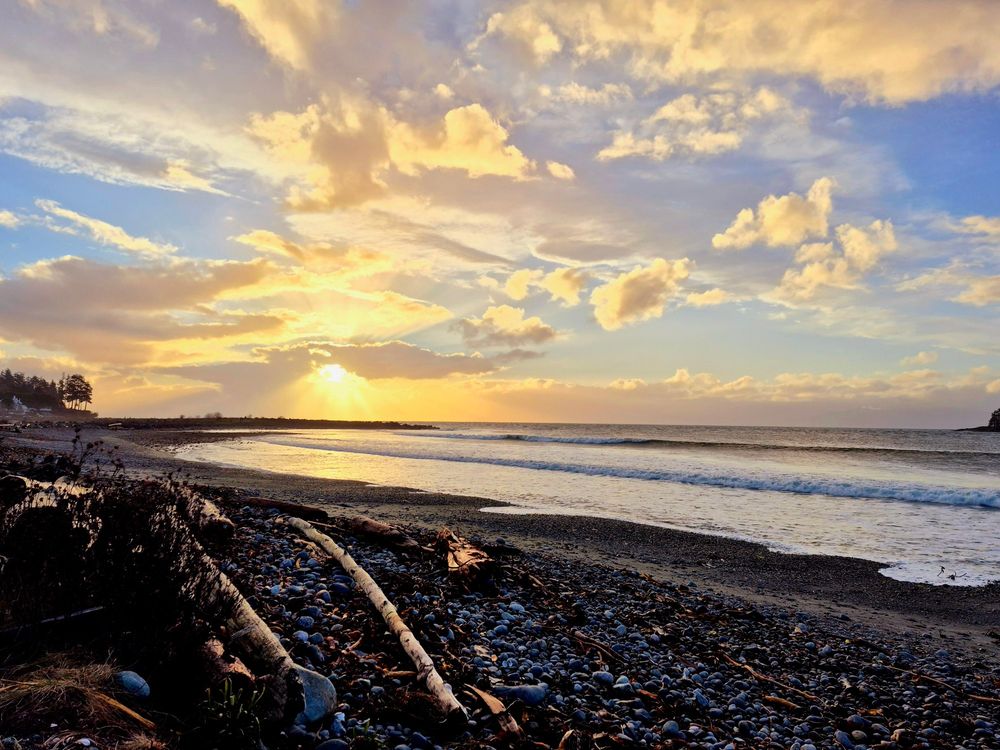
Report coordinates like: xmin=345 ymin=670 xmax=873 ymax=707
xmin=493 ymin=683 xmax=549 ymax=706
xmin=114 ymin=670 xmax=150 ymax=699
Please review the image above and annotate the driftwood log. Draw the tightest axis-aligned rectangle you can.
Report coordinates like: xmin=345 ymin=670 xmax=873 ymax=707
xmin=236 ymin=495 xmax=329 ymax=521
xmin=338 ymin=515 xmax=421 ymax=551
xmin=188 ymin=532 xmax=337 ymax=725
xmin=175 ymin=485 xmax=235 ymax=543
xmin=285 ymin=516 xmax=468 ymax=724
xmin=435 ymin=528 xmax=493 ymax=586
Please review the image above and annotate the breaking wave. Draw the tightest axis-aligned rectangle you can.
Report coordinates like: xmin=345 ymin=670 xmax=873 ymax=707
xmin=265 ymin=437 xmax=1000 ymax=509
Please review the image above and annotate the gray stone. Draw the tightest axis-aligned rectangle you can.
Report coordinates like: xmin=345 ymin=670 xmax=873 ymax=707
xmin=293 ymin=664 xmax=338 ymax=725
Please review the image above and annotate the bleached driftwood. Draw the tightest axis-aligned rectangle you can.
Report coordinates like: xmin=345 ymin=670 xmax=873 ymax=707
xmin=285 ymin=516 xmax=468 ymax=723
xmin=190 ymin=545 xmax=337 ymax=724
xmin=175 ymin=485 xmax=235 ymax=543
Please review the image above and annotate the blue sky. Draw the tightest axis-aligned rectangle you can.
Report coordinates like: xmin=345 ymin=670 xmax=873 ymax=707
xmin=1 ymin=0 xmax=999 ymax=426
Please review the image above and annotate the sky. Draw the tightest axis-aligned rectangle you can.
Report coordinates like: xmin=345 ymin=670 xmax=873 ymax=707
xmin=1 ymin=0 xmax=999 ymax=427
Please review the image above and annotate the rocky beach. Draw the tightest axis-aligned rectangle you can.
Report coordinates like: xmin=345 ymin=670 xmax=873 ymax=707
xmin=1 ymin=425 xmax=998 ymax=749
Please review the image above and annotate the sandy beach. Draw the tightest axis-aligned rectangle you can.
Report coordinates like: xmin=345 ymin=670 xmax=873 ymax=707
xmin=4 ymin=424 xmax=1000 ymax=749
xmin=14 ymin=425 xmax=1000 ymax=652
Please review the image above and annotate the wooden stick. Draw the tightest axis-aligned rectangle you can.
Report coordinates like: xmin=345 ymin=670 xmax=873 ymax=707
xmin=881 ymin=664 xmax=1000 ymax=705
xmin=719 ymin=652 xmax=822 ymax=704
xmin=763 ymin=694 xmax=801 ymax=711
xmin=285 ymin=516 xmax=468 ymax=723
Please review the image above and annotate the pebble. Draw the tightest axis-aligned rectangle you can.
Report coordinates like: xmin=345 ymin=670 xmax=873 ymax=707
xmin=169 ymin=502 xmax=1000 ymax=750
xmin=114 ymin=670 xmax=150 ymax=699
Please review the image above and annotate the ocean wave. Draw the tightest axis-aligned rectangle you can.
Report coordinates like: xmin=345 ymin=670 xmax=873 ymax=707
xmin=410 ymin=430 xmax=1000 ymax=457
xmin=265 ymin=438 xmax=1000 ymax=509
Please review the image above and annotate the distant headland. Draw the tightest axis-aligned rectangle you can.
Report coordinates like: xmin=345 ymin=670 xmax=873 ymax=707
xmin=959 ymin=407 xmax=1000 ymax=432
xmin=92 ymin=417 xmax=439 ymax=430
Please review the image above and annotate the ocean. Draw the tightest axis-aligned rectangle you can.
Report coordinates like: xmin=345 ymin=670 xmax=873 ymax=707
xmin=175 ymin=423 xmax=1000 ymax=587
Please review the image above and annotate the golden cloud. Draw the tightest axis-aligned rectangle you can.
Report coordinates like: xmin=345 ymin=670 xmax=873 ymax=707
xmin=713 ymin=177 xmax=834 ymax=250
xmin=483 ymin=1 xmax=1000 ymax=105
xmin=457 ymin=304 xmax=558 ymax=347
xmin=590 ymin=258 xmax=692 ymax=330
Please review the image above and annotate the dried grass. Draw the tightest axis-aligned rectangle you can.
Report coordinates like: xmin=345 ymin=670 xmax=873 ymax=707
xmin=0 ymin=654 xmax=157 ymax=742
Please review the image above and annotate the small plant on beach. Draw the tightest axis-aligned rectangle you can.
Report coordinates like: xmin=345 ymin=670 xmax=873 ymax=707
xmin=188 ymin=678 xmax=266 ymax=749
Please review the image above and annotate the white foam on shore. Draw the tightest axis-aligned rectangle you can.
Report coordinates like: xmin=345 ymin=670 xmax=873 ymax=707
xmin=265 ymin=437 xmax=1000 ymax=509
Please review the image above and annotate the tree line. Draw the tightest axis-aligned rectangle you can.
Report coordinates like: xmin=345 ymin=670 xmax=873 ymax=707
xmin=0 ymin=369 xmax=94 ymax=411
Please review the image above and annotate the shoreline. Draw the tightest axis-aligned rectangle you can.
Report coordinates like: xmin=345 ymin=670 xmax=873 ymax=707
xmin=10 ymin=426 xmax=1000 ymax=653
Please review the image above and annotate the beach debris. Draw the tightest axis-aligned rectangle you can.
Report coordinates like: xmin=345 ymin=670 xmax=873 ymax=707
xmin=284 ymin=515 xmax=470 ymax=724
xmin=238 ymin=494 xmax=330 ymax=520
xmin=187 ymin=541 xmax=337 ymax=724
xmin=176 ymin=485 xmax=235 ymax=544
xmin=718 ymin=651 xmax=822 ymax=705
xmin=466 ymin=684 xmax=524 ymax=740
xmin=336 ymin=514 xmax=422 ymax=551
xmin=199 ymin=637 xmax=255 ymax=691
xmin=435 ymin=527 xmax=494 ymax=586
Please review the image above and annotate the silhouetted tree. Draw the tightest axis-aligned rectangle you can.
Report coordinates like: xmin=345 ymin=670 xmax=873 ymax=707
xmin=61 ymin=374 xmax=94 ymax=411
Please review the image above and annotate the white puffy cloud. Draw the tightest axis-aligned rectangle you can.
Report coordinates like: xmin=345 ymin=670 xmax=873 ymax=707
xmin=590 ymin=258 xmax=691 ymax=330
xmin=836 ymin=220 xmax=897 ymax=272
xmin=249 ymin=101 xmax=537 ymax=211
xmin=768 ymin=220 xmax=897 ymax=303
xmin=247 ymin=98 xmax=390 ymax=210
xmin=457 ymin=305 xmax=557 ymax=347
xmin=598 ymin=87 xmax=791 ymax=162
xmin=502 ymin=267 xmax=590 ymax=306
xmin=34 ymin=199 xmax=177 ymax=258
xmin=0 ymin=210 xmax=19 ymax=229
xmin=713 ymin=177 xmax=835 ymax=250
xmin=503 ymin=269 xmax=540 ymax=300
xmin=538 ymin=267 xmax=590 ymax=306
xmin=901 ymin=351 xmax=938 ymax=367
xmin=390 ymin=104 xmax=535 ymax=180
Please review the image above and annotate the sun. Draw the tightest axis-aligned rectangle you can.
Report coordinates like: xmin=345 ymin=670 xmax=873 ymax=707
xmin=317 ymin=363 xmax=348 ymax=384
